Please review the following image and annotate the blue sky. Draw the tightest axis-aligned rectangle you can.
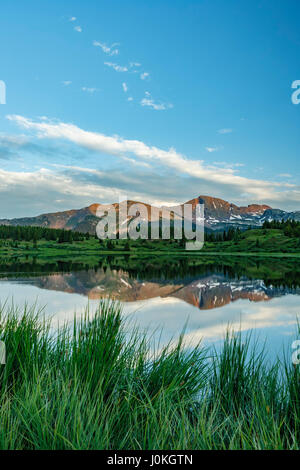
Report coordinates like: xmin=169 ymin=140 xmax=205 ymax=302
xmin=0 ymin=0 xmax=300 ymax=217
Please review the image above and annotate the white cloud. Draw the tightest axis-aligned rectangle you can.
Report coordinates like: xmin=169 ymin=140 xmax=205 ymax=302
xmin=140 ymin=92 xmax=173 ymax=111
xmin=62 ymin=81 xmax=72 ymax=86
xmin=0 ymin=166 xmax=171 ymax=218
xmin=103 ymin=61 xmax=142 ymax=73
xmin=218 ymin=128 xmax=233 ymax=134
xmin=205 ymin=146 xmax=219 ymax=153
xmin=104 ymin=62 xmax=128 ymax=72
xmin=74 ymin=26 xmax=82 ymax=33
xmin=122 ymin=82 xmax=128 ymax=93
xmin=82 ymin=87 xmax=98 ymax=94
xmin=69 ymin=17 xmax=76 ymax=22
xmin=140 ymin=72 xmax=149 ymax=80
xmin=213 ymin=161 xmax=244 ymax=169
xmin=6 ymin=115 xmax=300 ymax=208
xmin=0 ymin=167 xmax=134 ymax=216
xmin=0 ymin=133 xmax=28 ymax=146
xmin=93 ymin=40 xmax=119 ymax=56
xmin=118 ymin=156 xmax=151 ymax=168
xmin=128 ymin=97 xmax=133 ymax=102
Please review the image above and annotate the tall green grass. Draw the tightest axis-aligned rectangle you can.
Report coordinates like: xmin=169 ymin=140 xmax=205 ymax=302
xmin=0 ymin=301 xmax=299 ymax=450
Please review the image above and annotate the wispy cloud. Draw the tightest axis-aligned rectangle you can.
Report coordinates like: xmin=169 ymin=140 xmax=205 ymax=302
xmin=140 ymin=72 xmax=150 ymax=80
xmin=69 ymin=17 xmax=76 ymax=22
xmin=93 ymin=40 xmax=119 ymax=56
xmin=130 ymin=62 xmax=141 ymax=68
xmin=119 ymin=156 xmax=151 ymax=168
xmin=218 ymin=128 xmax=233 ymax=134
xmin=8 ymin=115 xmax=299 ymax=209
xmin=205 ymin=146 xmax=219 ymax=153
xmin=74 ymin=26 xmax=82 ymax=33
xmin=104 ymin=61 xmax=142 ymax=73
xmin=212 ymin=161 xmax=244 ymax=169
xmin=122 ymin=82 xmax=128 ymax=93
xmin=128 ymin=97 xmax=133 ymax=102
xmin=82 ymin=87 xmax=98 ymax=94
xmin=62 ymin=81 xmax=72 ymax=86
xmin=140 ymin=92 xmax=173 ymax=111
xmin=0 ymin=167 xmax=139 ymax=217
xmin=104 ymin=62 xmax=128 ymax=72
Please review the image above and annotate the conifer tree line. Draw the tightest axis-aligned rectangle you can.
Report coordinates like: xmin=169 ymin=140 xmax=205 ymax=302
xmin=0 ymin=219 xmax=299 ymax=246
xmin=0 ymin=225 xmax=90 ymax=243
xmin=262 ymin=219 xmax=300 ymax=238
xmin=205 ymin=227 xmax=242 ymax=242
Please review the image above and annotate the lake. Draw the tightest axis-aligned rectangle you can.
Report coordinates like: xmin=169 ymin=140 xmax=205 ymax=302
xmin=0 ymin=255 xmax=299 ymax=359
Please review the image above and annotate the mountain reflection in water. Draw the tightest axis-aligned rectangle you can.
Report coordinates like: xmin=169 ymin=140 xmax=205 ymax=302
xmin=1 ymin=261 xmax=300 ymax=311
xmin=0 ymin=256 xmax=300 ymax=357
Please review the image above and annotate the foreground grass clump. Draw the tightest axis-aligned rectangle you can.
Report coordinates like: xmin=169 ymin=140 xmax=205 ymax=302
xmin=0 ymin=302 xmax=299 ymax=450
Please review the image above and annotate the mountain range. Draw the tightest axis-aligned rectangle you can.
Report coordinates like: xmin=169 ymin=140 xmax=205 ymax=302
xmin=1 ymin=195 xmax=299 ymax=234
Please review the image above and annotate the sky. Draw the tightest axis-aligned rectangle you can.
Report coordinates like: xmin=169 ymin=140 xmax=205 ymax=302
xmin=0 ymin=0 xmax=300 ymax=218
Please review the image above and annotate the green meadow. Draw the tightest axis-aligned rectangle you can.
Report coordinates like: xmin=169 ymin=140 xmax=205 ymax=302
xmin=1 ymin=225 xmax=300 ymax=258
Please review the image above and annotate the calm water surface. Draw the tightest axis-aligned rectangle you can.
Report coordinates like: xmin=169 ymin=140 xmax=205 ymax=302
xmin=0 ymin=256 xmax=299 ymax=359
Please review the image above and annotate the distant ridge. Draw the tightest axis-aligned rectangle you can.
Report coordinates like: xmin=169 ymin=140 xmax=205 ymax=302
xmin=0 ymin=195 xmax=299 ymax=234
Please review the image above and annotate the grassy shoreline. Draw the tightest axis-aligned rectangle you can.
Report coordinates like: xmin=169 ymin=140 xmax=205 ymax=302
xmin=1 ymin=242 xmax=300 ymax=258
xmin=0 ymin=302 xmax=299 ymax=450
